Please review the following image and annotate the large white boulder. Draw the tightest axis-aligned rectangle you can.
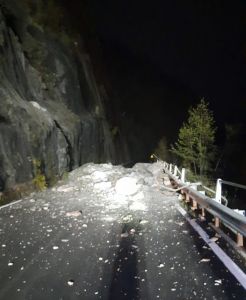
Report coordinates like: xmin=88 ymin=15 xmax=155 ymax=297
xmin=115 ymin=177 xmax=140 ymax=196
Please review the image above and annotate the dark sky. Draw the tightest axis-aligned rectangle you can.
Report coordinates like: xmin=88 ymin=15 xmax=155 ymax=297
xmin=82 ymin=0 xmax=246 ymax=123
xmin=62 ymin=0 xmax=246 ymax=178
xmin=63 ymin=0 xmax=246 ymax=126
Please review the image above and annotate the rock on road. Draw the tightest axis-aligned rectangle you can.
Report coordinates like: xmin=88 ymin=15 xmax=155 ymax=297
xmin=0 ymin=162 xmax=245 ymax=299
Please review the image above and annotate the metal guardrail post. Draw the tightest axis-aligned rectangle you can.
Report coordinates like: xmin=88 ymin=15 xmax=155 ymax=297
xmin=215 ymin=179 xmax=222 ymax=204
xmin=181 ymin=168 xmax=186 ymax=182
xmin=237 ymin=233 xmax=244 ymax=247
xmin=174 ymin=166 xmax=178 ymax=177
xmin=215 ymin=179 xmax=222 ymax=227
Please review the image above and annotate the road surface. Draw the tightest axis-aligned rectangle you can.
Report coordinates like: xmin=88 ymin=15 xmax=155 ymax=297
xmin=0 ymin=162 xmax=245 ymax=299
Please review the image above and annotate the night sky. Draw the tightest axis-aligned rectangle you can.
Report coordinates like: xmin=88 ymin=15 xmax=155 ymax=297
xmin=63 ymin=0 xmax=246 ymax=123
xmin=83 ymin=0 xmax=246 ymax=124
xmin=63 ymin=0 xmax=246 ymax=181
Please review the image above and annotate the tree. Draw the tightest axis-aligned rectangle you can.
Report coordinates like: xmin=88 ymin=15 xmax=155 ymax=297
xmin=171 ymin=99 xmax=216 ymax=177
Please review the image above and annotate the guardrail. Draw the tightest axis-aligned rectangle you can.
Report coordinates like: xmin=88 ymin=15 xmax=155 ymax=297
xmin=162 ymin=161 xmax=246 ymax=247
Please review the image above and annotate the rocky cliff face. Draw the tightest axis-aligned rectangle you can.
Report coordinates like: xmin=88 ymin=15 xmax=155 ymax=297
xmin=0 ymin=1 xmax=124 ymax=197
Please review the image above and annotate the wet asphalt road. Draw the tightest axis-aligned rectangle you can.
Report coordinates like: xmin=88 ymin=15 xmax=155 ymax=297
xmin=0 ymin=163 xmax=245 ymax=299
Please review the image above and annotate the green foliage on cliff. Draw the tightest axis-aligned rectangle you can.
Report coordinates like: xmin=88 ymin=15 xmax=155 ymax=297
xmin=32 ymin=159 xmax=47 ymax=191
xmin=22 ymin=0 xmax=63 ymax=32
xmin=0 ymin=193 xmax=4 ymax=205
xmin=111 ymin=126 xmax=119 ymax=138
xmin=171 ymin=99 xmax=216 ymax=178
xmin=26 ymin=0 xmax=78 ymax=44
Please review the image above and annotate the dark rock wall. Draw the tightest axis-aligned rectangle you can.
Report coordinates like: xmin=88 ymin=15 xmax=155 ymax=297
xmin=0 ymin=2 xmax=124 ymax=193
